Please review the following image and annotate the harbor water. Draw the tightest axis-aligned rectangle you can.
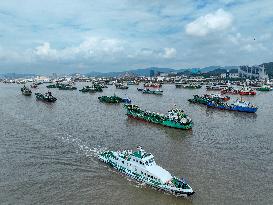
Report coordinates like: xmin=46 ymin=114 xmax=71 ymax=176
xmin=0 ymin=83 xmax=273 ymax=205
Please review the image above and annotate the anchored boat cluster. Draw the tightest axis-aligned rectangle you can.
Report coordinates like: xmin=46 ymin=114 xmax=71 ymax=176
xmin=18 ymin=78 xmax=271 ymax=197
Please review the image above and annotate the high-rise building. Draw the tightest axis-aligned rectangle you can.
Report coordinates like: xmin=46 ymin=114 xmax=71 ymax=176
xmin=238 ymin=65 xmax=268 ymax=80
xmin=150 ymin=70 xmax=155 ymax=77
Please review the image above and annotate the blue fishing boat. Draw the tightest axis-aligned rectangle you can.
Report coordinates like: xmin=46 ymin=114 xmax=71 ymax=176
xmin=207 ymin=99 xmax=258 ymax=113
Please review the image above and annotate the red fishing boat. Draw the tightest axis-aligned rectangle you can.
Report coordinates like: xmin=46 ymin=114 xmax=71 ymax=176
xmin=239 ymin=87 xmax=256 ymax=95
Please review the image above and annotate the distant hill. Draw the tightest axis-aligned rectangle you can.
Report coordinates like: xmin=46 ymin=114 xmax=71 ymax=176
xmin=86 ymin=66 xmax=223 ymax=77
xmin=86 ymin=67 xmax=175 ymax=77
xmin=0 ymin=65 xmax=243 ymax=78
xmin=0 ymin=73 xmax=36 ymax=79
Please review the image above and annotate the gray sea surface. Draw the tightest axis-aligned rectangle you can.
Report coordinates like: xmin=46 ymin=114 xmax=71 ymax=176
xmin=0 ymin=83 xmax=272 ymax=205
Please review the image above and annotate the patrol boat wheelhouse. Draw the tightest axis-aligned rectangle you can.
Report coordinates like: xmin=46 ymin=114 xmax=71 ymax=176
xmin=98 ymin=146 xmax=194 ymax=197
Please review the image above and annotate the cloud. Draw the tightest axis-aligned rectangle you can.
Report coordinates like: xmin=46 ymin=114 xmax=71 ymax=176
xmin=228 ymin=33 xmax=267 ymax=52
xmin=35 ymin=42 xmax=58 ymax=59
xmin=33 ymin=37 xmax=126 ymax=62
xmin=1 ymin=1 xmax=273 ymax=73
xmin=162 ymin=48 xmax=176 ymax=59
xmin=185 ymin=9 xmax=233 ymax=37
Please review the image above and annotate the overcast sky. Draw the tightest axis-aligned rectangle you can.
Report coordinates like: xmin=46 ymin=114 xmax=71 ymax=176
xmin=0 ymin=0 xmax=273 ymax=74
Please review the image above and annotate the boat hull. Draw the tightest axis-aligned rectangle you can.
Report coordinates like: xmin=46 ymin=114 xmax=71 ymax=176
xmin=239 ymin=91 xmax=256 ymax=95
xmin=257 ymin=88 xmax=271 ymax=91
xmin=22 ymin=92 xmax=32 ymax=96
xmin=142 ymin=90 xmax=163 ymax=95
xmin=207 ymin=102 xmax=257 ymax=113
xmin=127 ymin=112 xmax=192 ymax=129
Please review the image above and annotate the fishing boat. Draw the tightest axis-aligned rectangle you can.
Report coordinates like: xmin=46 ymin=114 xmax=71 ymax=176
xmin=144 ymin=82 xmax=161 ymax=88
xmin=98 ymin=95 xmax=123 ymax=103
xmin=256 ymin=85 xmax=272 ymax=91
xmin=94 ymin=84 xmax=103 ymax=92
xmin=59 ymin=84 xmax=77 ymax=90
xmin=142 ymin=88 xmax=163 ymax=95
xmin=209 ymin=94 xmax=230 ymax=101
xmin=30 ymin=83 xmax=38 ymax=88
xmin=239 ymin=87 xmax=256 ymax=95
xmin=21 ymin=86 xmax=32 ymax=96
xmin=221 ymin=87 xmax=240 ymax=95
xmin=206 ymin=85 xmax=223 ymax=91
xmin=80 ymin=85 xmax=103 ymax=93
xmin=79 ymin=86 xmax=93 ymax=92
xmin=127 ymin=81 xmax=139 ymax=85
xmin=116 ymin=83 xmax=129 ymax=89
xmin=98 ymin=146 xmax=194 ymax=197
xmin=207 ymin=99 xmax=258 ymax=113
xmin=188 ymin=94 xmax=230 ymax=105
xmin=175 ymin=81 xmax=184 ymax=88
xmin=124 ymin=104 xmax=192 ymax=129
xmin=35 ymin=91 xmax=57 ymax=102
xmin=182 ymin=84 xmax=202 ymax=89
xmin=46 ymin=83 xmax=62 ymax=89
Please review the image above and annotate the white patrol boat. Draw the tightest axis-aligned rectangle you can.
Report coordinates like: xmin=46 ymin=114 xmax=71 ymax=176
xmin=98 ymin=146 xmax=194 ymax=197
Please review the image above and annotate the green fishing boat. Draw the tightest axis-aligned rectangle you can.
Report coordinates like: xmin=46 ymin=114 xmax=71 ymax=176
xmin=58 ymin=84 xmax=77 ymax=90
xmin=188 ymin=94 xmax=228 ymax=105
xmin=46 ymin=83 xmax=58 ymax=88
xmin=79 ymin=86 xmax=92 ymax=92
xmin=188 ymin=95 xmax=210 ymax=105
xmin=21 ymin=86 xmax=32 ymax=96
xmin=35 ymin=91 xmax=57 ymax=102
xmin=80 ymin=85 xmax=103 ymax=93
xmin=257 ymin=85 xmax=272 ymax=91
xmin=98 ymin=95 xmax=123 ymax=103
xmin=183 ymin=84 xmax=202 ymax=89
xmin=124 ymin=104 xmax=192 ymax=129
xmin=94 ymin=84 xmax=103 ymax=92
